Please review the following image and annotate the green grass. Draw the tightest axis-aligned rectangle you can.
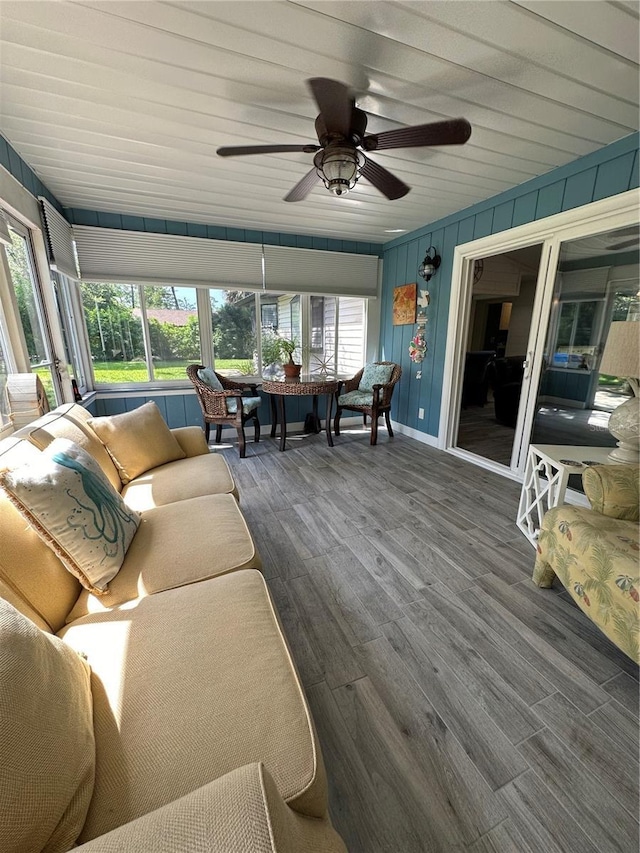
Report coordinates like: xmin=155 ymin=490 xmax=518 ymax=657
xmin=91 ymin=359 xmax=254 ymax=384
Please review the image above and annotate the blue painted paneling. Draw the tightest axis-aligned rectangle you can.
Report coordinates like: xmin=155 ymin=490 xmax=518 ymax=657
xmin=593 ymin=151 xmax=636 ymax=201
xmin=122 ymin=215 xmax=146 ymax=232
xmin=562 ymin=169 xmax=597 ymax=210
xmin=166 ymin=220 xmax=188 ymax=236
xmin=535 ymin=181 xmax=565 ymax=219
xmin=512 ymin=191 xmax=538 ymax=227
xmin=98 ymin=212 xmax=123 ymax=229
xmin=474 ymin=209 xmax=494 ymax=239
xmin=492 ymin=201 xmax=514 ymax=234
xmin=381 ymin=132 xmax=639 ymax=439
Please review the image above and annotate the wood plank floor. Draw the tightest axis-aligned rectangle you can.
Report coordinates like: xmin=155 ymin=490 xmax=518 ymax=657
xmin=218 ymin=428 xmax=639 ymax=853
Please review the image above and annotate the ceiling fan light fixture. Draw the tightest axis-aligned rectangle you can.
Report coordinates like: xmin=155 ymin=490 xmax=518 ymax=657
xmin=418 ymin=247 xmax=441 ymax=282
xmin=314 ymin=146 xmax=365 ymax=196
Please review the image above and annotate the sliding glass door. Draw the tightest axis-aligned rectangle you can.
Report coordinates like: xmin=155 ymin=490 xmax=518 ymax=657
xmin=444 ymin=193 xmax=639 ymax=483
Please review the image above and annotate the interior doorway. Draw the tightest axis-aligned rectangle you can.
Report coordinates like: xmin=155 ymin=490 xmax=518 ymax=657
xmin=455 ymin=244 xmax=543 ymax=466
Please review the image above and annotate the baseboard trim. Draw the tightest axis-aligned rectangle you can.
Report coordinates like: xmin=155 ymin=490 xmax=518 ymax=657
xmin=390 ymin=421 xmax=440 ymax=448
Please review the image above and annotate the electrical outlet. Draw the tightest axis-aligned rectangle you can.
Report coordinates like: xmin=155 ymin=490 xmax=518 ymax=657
xmin=416 ymin=370 xmax=422 ymax=379
xmin=418 ymin=408 xmax=425 ymax=419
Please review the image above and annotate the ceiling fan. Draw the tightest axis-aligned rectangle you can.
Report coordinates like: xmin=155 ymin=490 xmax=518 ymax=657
xmin=605 ymin=226 xmax=640 ymax=252
xmin=217 ymin=78 xmax=472 ymax=202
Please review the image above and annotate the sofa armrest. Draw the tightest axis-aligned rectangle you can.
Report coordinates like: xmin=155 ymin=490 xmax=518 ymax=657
xmin=170 ymin=426 xmax=210 ymax=457
xmin=583 ymin=464 xmax=639 ymax=521
xmin=75 ymin=763 xmax=346 ymax=853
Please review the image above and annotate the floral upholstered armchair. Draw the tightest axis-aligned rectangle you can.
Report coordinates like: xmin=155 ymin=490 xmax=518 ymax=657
xmin=533 ymin=464 xmax=639 ymax=663
xmin=334 ymin=362 xmax=401 ymax=446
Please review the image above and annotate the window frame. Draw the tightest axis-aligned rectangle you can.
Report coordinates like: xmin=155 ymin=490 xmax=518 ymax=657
xmin=80 ymin=283 xmax=373 ymax=390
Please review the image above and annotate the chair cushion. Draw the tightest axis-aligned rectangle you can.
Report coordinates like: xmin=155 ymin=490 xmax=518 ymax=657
xmin=226 ymin=395 xmax=262 ymax=416
xmin=358 ymin=363 xmax=393 ymax=392
xmin=338 ymin=390 xmax=374 ymax=408
xmin=121 ymin=453 xmax=238 ymax=511
xmin=88 ymin=402 xmax=186 ymax=484
xmin=65 ymin=493 xmax=260 ymax=620
xmin=197 ymin=366 xmax=223 ymax=391
xmin=0 ymin=598 xmax=94 ymax=853
xmin=59 ymin=571 xmax=327 ymax=842
xmin=0 ymin=438 xmax=140 ymax=595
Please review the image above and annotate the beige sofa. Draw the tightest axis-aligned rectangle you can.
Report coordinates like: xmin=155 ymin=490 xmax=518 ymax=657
xmin=0 ymin=403 xmax=346 ymax=853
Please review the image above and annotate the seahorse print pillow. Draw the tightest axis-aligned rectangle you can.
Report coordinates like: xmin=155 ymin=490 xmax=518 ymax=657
xmin=0 ymin=438 xmax=140 ymax=594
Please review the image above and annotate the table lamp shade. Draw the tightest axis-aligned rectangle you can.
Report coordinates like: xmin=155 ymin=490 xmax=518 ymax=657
xmin=599 ymin=321 xmax=640 ymax=379
xmin=600 ymin=320 xmax=639 ymax=464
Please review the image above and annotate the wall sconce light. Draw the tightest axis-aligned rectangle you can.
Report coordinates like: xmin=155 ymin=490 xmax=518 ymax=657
xmin=418 ymin=247 xmax=441 ymax=282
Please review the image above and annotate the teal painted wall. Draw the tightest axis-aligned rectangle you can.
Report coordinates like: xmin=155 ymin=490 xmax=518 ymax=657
xmin=93 ymin=389 xmax=324 ymax=432
xmin=381 ymin=133 xmax=639 ymax=437
xmin=0 ymin=134 xmax=63 ymax=212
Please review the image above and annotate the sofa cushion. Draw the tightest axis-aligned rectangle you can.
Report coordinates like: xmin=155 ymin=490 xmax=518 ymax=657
xmin=66 ymin=493 xmax=260 ymax=620
xmin=1 ymin=439 xmax=140 ymax=595
xmin=24 ymin=405 xmax=123 ymax=492
xmin=358 ymin=363 xmax=393 ymax=393
xmin=74 ymin=763 xmax=346 ymax=853
xmin=88 ymin=402 xmax=186 ymax=484
xmin=0 ymin=436 xmax=82 ymax=633
xmin=0 ymin=598 xmax=95 ymax=853
xmin=121 ymin=452 xmax=238 ymax=511
xmin=59 ymin=571 xmax=327 ymax=842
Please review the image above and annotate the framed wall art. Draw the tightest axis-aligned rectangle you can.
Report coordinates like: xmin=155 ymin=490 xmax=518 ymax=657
xmin=392 ymin=283 xmax=417 ymax=325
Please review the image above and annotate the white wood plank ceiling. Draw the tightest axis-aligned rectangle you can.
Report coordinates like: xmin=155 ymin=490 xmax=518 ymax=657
xmin=0 ymin=1 xmax=638 ymax=242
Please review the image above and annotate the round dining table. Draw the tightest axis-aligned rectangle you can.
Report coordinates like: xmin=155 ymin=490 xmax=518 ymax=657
xmin=260 ymin=374 xmax=339 ymax=452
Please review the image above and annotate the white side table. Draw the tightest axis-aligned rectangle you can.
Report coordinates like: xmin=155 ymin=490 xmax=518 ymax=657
xmin=516 ymin=444 xmax=613 ymax=547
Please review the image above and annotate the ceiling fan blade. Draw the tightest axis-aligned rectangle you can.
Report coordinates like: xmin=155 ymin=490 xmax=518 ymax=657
xmin=361 ymin=158 xmax=410 ymax=200
xmin=606 ymin=238 xmax=639 ymax=251
xmin=217 ymin=144 xmax=319 ymax=157
xmin=363 ymin=118 xmax=472 ymax=151
xmin=284 ymin=168 xmax=320 ymax=202
xmin=307 ymin=78 xmax=352 ymax=137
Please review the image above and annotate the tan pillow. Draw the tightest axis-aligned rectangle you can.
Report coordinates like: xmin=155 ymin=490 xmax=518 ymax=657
xmin=0 ymin=598 xmax=95 ymax=853
xmin=0 ymin=438 xmax=141 ymax=595
xmin=88 ymin=401 xmax=186 ymax=484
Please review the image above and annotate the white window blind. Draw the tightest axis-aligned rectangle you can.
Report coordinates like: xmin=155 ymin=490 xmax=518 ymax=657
xmin=72 ymin=226 xmax=379 ymax=298
xmin=39 ymin=198 xmax=78 ymax=279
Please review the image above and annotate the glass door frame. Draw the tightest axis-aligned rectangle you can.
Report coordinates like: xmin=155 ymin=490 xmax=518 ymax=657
xmin=440 ymin=188 xmax=640 ymax=481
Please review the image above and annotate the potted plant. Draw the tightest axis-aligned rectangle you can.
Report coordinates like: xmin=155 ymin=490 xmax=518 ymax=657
xmin=279 ymin=337 xmax=301 ymax=378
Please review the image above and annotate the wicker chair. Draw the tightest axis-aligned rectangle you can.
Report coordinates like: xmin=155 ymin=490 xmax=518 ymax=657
xmin=334 ymin=361 xmax=402 ymax=446
xmin=187 ymin=364 xmax=261 ymax=458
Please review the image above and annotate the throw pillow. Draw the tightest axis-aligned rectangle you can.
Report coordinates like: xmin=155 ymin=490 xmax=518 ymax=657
xmin=0 ymin=438 xmax=140 ymax=595
xmin=358 ymin=363 xmax=394 ymax=393
xmin=197 ymin=366 xmax=223 ymax=391
xmin=0 ymin=598 xmax=95 ymax=853
xmin=88 ymin=401 xmax=186 ymax=484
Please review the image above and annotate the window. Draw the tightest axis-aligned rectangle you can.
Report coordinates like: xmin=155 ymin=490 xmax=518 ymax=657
xmin=4 ymin=223 xmax=58 ymax=406
xmin=144 ymin=286 xmax=200 ymax=380
xmin=210 ymin=289 xmax=256 ymax=376
xmin=81 ymin=283 xmax=369 ymax=386
xmin=0 ymin=321 xmax=12 ymax=430
xmin=310 ymin=296 xmax=325 ymax=351
xmin=51 ymin=273 xmax=89 ymax=395
xmin=551 ymin=299 xmax=601 ymax=369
